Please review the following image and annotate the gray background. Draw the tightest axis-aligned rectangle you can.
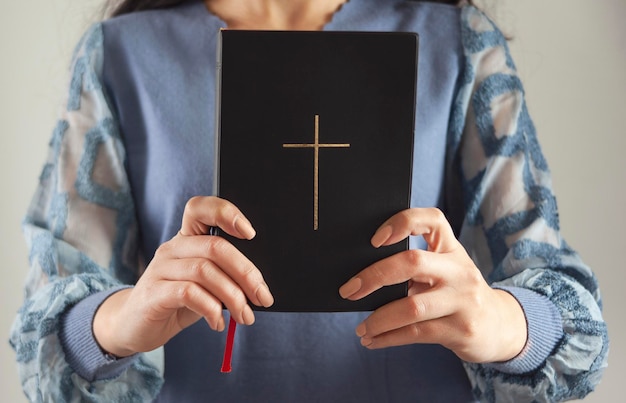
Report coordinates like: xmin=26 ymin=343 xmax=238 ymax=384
xmin=1 ymin=1 xmax=623 ymax=401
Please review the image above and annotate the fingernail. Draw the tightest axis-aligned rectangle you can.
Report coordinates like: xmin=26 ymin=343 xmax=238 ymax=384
xmin=234 ymin=215 xmax=256 ymax=240
xmin=256 ymin=284 xmax=274 ymax=307
xmin=360 ymin=337 xmax=373 ymax=347
xmin=371 ymin=224 xmax=393 ymax=248
xmin=242 ymin=305 xmax=255 ymax=325
xmin=355 ymin=322 xmax=366 ymax=337
xmin=339 ymin=277 xmax=362 ymax=299
xmin=216 ymin=316 xmax=226 ymax=332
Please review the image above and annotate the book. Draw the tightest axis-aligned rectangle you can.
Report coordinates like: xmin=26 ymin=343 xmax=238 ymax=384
xmin=215 ymin=30 xmax=418 ymax=312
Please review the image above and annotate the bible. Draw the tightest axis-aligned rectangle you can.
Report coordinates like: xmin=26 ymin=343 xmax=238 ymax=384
xmin=215 ymin=30 xmax=418 ymax=312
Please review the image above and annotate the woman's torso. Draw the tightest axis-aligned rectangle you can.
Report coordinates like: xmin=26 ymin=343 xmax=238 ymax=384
xmin=102 ymin=1 xmax=471 ymax=401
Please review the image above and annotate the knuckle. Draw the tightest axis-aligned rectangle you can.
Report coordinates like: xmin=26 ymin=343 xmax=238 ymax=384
xmin=425 ymin=207 xmax=447 ymax=228
xmin=227 ymin=284 xmax=247 ymax=305
xmin=216 ymin=201 xmax=237 ymax=221
xmin=240 ymin=263 xmax=262 ymax=286
xmin=405 ymin=249 xmax=423 ymax=267
xmin=466 ymin=269 xmax=485 ymax=289
xmin=408 ymin=323 xmax=422 ymax=339
xmin=188 ymin=259 xmax=214 ymax=281
xmin=407 ymin=295 xmax=428 ymax=319
xmin=155 ymin=241 xmax=174 ymax=257
xmin=460 ymin=270 xmax=487 ymax=303
xmin=399 ymin=209 xmax=415 ymax=229
xmin=184 ymin=196 xmax=204 ymax=215
xmin=209 ymin=308 xmax=223 ymax=324
xmin=368 ymin=264 xmax=386 ymax=284
xmin=205 ymin=236 xmax=229 ymax=257
xmin=174 ymin=283 xmax=195 ymax=303
xmin=459 ymin=317 xmax=481 ymax=341
xmin=467 ymin=288 xmax=485 ymax=311
xmin=201 ymin=298 xmax=223 ymax=325
xmin=429 ymin=207 xmax=446 ymax=221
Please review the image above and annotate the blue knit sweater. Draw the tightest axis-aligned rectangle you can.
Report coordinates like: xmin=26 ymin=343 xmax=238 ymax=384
xmin=10 ymin=1 xmax=608 ymax=402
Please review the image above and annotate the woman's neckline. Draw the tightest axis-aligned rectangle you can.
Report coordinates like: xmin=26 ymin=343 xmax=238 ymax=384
xmin=200 ymin=0 xmax=353 ymax=31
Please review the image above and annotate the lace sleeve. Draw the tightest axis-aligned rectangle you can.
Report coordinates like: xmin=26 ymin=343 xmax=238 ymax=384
xmin=447 ymin=6 xmax=608 ymax=402
xmin=9 ymin=23 xmax=163 ymax=402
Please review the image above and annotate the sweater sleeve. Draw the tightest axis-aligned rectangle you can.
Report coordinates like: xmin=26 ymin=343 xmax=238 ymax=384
xmin=446 ymin=6 xmax=609 ymax=402
xmin=59 ymin=287 xmax=137 ymax=381
xmin=9 ymin=23 xmax=164 ymax=402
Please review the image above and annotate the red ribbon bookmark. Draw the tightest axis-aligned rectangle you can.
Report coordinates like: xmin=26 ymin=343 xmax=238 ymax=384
xmin=221 ymin=316 xmax=237 ymax=373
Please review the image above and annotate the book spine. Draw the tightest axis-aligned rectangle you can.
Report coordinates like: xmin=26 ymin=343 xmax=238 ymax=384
xmin=213 ymin=30 xmax=225 ymax=197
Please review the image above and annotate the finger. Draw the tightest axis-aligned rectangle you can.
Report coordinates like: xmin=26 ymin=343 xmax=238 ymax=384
xmin=340 ymin=249 xmax=450 ymax=301
xmin=155 ymin=235 xmax=274 ymax=308
xmin=180 ymin=196 xmax=256 ymax=239
xmin=355 ymin=291 xmax=458 ymax=340
xmin=358 ymin=318 xmax=455 ymax=350
xmin=161 ymin=257 xmax=260 ymax=325
xmin=371 ymin=208 xmax=457 ymax=253
xmin=158 ymin=280 xmax=226 ymax=332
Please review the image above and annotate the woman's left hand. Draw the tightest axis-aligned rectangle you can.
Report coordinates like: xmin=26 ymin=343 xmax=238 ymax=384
xmin=339 ymin=208 xmax=527 ymax=364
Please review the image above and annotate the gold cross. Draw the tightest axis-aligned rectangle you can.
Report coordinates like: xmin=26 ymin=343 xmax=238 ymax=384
xmin=283 ymin=115 xmax=350 ymax=230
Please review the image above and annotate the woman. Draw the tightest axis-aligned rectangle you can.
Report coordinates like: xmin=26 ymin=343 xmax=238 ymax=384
xmin=10 ymin=0 xmax=608 ymax=401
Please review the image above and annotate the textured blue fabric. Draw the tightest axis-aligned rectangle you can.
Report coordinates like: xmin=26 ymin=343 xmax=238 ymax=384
xmin=59 ymin=286 xmax=137 ymax=381
xmin=449 ymin=6 xmax=608 ymax=401
xmin=488 ymin=286 xmax=563 ymax=374
xmin=10 ymin=23 xmax=163 ymax=402
xmin=10 ymin=0 xmax=608 ymax=402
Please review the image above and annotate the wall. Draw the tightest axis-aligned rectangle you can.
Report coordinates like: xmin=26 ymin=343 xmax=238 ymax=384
xmin=487 ymin=1 xmax=625 ymax=401
xmin=1 ymin=1 xmax=623 ymax=401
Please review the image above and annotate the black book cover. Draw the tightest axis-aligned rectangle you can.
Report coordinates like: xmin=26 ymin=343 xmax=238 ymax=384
xmin=216 ymin=30 xmax=418 ymax=312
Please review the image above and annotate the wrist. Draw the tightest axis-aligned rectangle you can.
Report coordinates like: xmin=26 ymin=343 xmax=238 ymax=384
xmin=492 ymin=288 xmax=528 ymax=362
xmin=93 ymin=288 xmax=136 ymax=358
xmin=487 ymin=286 xmax=564 ymax=374
xmin=60 ymin=287 xmax=138 ymax=381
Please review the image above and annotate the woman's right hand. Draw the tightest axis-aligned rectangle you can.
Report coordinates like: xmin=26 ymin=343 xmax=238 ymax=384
xmin=92 ymin=196 xmax=274 ymax=357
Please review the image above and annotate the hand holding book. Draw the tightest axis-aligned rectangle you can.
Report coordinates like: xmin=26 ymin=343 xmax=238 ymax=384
xmin=93 ymin=196 xmax=526 ymax=370
xmin=339 ymin=207 xmax=528 ymax=365
xmin=92 ymin=196 xmax=274 ymax=359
